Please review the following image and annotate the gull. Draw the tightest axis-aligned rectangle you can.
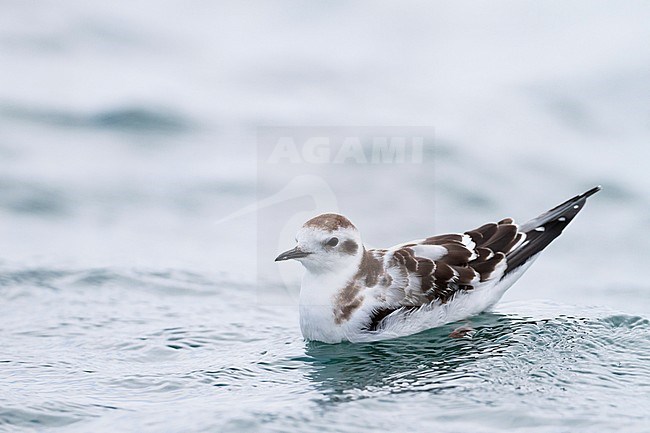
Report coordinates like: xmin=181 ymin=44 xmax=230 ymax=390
xmin=275 ymin=186 xmax=601 ymax=343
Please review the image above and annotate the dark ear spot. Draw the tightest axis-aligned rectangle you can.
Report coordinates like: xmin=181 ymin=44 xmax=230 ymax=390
xmin=341 ymin=239 xmax=358 ymax=255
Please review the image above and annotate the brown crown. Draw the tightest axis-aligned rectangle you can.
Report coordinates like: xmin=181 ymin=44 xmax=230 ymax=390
xmin=303 ymin=213 xmax=355 ymax=232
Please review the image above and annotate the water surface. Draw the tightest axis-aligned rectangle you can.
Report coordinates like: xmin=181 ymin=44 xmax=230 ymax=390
xmin=1 ymin=1 xmax=650 ymax=432
xmin=2 ymin=268 xmax=649 ymax=432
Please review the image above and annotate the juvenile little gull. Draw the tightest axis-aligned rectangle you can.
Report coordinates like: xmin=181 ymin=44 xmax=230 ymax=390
xmin=275 ymin=186 xmax=601 ymax=343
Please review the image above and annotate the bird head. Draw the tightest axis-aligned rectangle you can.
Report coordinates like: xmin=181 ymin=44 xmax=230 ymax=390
xmin=275 ymin=213 xmax=363 ymax=274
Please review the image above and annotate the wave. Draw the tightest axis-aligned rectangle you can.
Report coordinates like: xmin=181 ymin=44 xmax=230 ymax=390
xmin=0 ymin=104 xmax=193 ymax=134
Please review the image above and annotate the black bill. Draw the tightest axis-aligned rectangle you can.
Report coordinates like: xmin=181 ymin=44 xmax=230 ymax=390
xmin=275 ymin=246 xmax=311 ymax=261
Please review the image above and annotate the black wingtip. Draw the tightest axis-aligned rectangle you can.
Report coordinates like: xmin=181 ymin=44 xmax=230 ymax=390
xmin=504 ymin=186 xmax=600 ymax=275
xmin=581 ymin=185 xmax=602 ymax=199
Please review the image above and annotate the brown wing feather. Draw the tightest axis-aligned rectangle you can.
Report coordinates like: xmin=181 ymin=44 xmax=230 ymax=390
xmin=367 ymin=219 xmax=523 ymax=330
xmin=367 ymin=187 xmax=601 ymax=332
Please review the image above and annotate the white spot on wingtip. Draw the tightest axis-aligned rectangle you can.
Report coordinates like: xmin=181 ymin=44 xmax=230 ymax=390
xmin=573 ymin=204 xmax=580 ymax=209
xmin=558 ymin=217 xmax=566 ymax=222
xmin=534 ymin=227 xmax=545 ymax=232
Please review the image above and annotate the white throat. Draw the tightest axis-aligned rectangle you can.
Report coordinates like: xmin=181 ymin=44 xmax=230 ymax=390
xmin=298 ymin=253 xmax=363 ymax=343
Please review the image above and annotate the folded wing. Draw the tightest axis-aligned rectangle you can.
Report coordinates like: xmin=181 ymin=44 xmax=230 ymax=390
xmin=366 ymin=186 xmax=601 ymax=331
xmin=365 ymin=218 xmax=522 ymax=330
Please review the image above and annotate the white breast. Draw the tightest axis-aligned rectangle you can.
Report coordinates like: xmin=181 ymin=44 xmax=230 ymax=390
xmin=298 ymin=264 xmax=365 ymax=343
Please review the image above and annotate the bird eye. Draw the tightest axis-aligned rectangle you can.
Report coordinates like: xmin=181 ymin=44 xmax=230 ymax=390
xmin=326 ymin=237 xmax=339 ymax=247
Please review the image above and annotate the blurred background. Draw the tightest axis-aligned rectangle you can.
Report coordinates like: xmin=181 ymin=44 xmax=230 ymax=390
xmin=2 ymin=1 xmax=650 ymax=432
xmin=2 ymin=0 xmax=648 ymax=310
